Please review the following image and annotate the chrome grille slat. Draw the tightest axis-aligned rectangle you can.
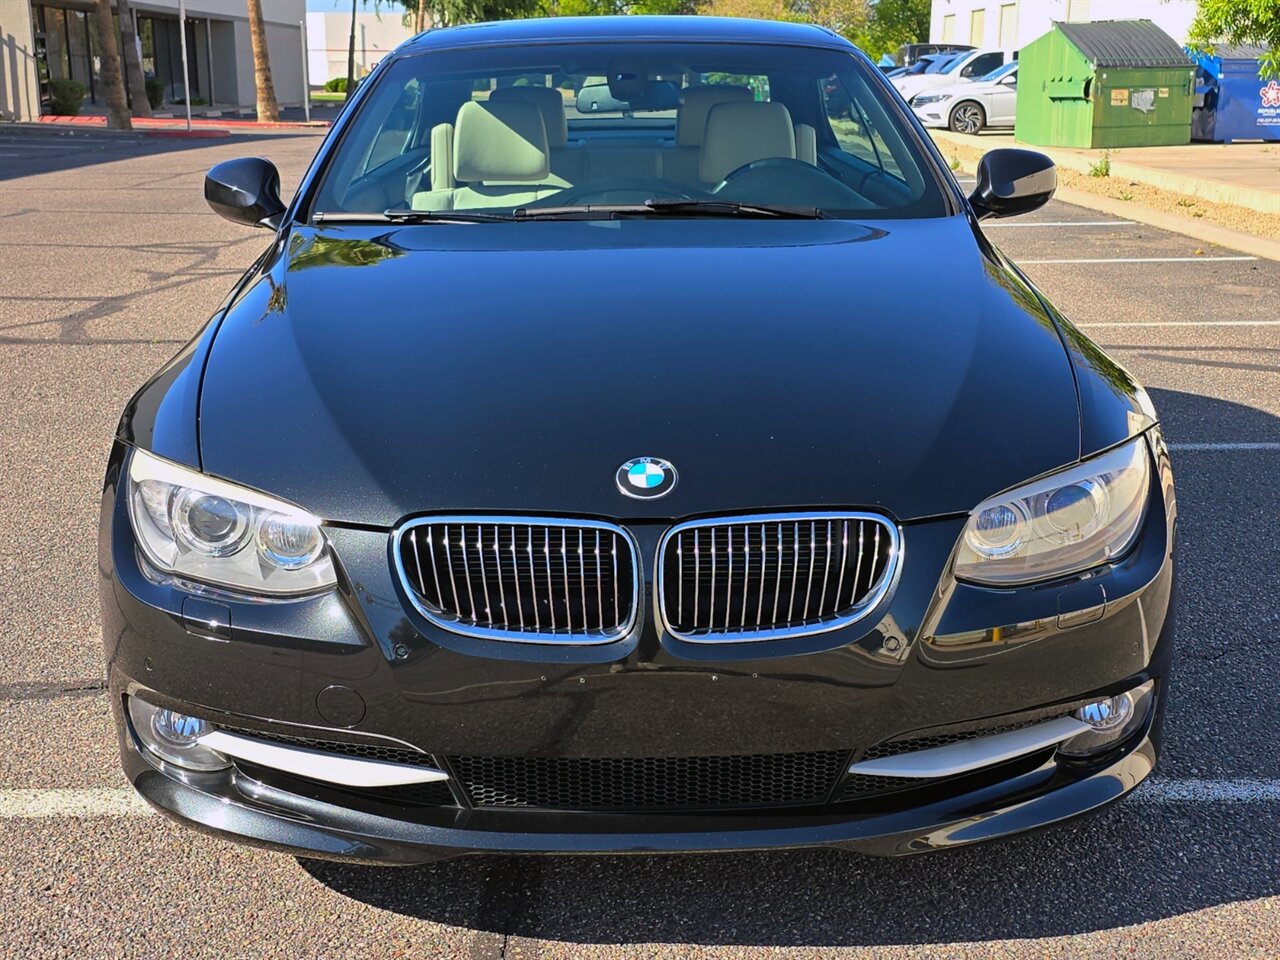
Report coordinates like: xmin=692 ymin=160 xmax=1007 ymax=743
xmin=460 ymin=527 xmax=477 ymax=620
xmin=396 ymin=518 xmax=638 ymax=644
xmin=659 ymin=512 xmax=898 ymax=643
xmin=594 ymin=530 xmax=603 ymax=633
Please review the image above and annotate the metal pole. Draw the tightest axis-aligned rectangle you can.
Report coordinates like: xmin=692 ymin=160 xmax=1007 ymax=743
xmin=178 ymin=0 xmax=191 ymax=131
xmin=206 ymin=18 xmax=215 ymax=107
xmin=300 ymin=18 xmax=311 ymax=123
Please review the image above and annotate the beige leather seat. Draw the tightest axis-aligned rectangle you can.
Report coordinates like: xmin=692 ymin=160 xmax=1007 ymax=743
xmin=488 ymin=85 xmax=584 ymax=185
xmin=795 ymin=123 xmax=818 ymax=165
xmin=700 ymin=101 xmax=797 ymax=185
xmin=413 ymin=100 xmax=562 ymax=211
xmin=660 ymin=84 xmax=754 ymax=184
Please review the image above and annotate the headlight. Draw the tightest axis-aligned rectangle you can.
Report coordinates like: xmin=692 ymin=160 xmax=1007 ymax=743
xmin=126 ymin=448 xmax=337 ymax=596
xmin=912 ymin=93 xmax=950 ymax=106
xmin=954 ymin=437 xmax=1151 ymax=585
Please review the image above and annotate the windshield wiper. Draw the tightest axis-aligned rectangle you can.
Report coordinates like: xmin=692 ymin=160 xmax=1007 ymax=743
xmin=642 ymin=198 xmax=830 ymax=219
xmin=312 ymin=210 xmax=517 ymax=225
xmin=513 ymin=199 xmax=829 ymax=220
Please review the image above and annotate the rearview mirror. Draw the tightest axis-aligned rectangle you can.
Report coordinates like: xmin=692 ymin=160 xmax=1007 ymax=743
xmin=968 ymin=148 xmax=1055 ymax=221
xmin=205 ymin=157 xmax=286 ymax=229
xmin=575 ymin=84 xmax=629 ymax=113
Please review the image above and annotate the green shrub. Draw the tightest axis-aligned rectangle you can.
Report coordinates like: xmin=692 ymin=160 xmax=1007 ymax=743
xmin=324 ymin=77 xmax=348 ymax=93
xmin=1088 ymin=151 xmax=1111 ymax=178
xmin=48 ymin=77 xmax=86 ymax=116
xmin=144 ymin=75 xmax=165 ymax=109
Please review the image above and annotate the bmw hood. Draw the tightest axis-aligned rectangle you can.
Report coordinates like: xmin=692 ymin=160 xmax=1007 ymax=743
xmin=197 ymin=217 xmax=1080 ymax=526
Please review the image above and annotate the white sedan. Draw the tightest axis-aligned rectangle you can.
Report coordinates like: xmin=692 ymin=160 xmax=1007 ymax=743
xmin=910 ymin=62 xmax=1018 ymax=134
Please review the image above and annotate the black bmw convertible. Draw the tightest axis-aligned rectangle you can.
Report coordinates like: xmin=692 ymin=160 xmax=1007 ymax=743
xmin=100 ymin=16 xmax=1176 ymax=862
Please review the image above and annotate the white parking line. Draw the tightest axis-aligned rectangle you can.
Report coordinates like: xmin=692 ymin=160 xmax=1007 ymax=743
xmin=986 ymin=221 xmax=1134 ymax=228
xmin=0 ymin=788 xmax=152 ymax=818
xmin=1167 ymin=442 xmax=1280 ymax=451
xmin=1020 ymin=256 xmax=1257 ymax=264
xmin=3 ymin=779 xmax=1280 ymax=818
xmin=1078 ymin=320 xmax=1280 ymax=328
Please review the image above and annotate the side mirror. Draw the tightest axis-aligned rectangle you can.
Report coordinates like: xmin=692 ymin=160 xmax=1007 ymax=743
xmin=968 ymin=148 xmax=1056 ymax=221
xmin=205 ymin=157 xmax=286 ymax=229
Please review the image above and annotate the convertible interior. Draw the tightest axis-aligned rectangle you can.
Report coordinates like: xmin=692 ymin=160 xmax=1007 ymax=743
xmin=320 ymin=47 xmax=935 ymax=218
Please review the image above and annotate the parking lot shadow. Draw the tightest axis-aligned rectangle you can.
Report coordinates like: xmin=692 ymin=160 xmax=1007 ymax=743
xmin=300 ymin=388 xmax=1279 ymax=947
xmin=0 ymin=128 xmax=320 ymax=182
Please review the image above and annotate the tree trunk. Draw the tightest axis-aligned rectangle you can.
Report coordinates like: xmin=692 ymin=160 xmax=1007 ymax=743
xmin=91 ymin=0 xmax=132 ymax=130
xmin=345 ymin=0 xmax=357 ymax=102
xmin=245 ymin=0 xmax=280 ymax=122
xmin=115 ymin=0 xmax=152 ymax=118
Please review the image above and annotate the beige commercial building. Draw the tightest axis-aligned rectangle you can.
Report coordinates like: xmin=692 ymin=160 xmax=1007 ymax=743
xmin=1 ymin=0 xmax=306 ymax=122
xmin=306 ymin=9 xmax=416 ymax=87
xmin=929 ymin=0 xmax=1199 ymax=52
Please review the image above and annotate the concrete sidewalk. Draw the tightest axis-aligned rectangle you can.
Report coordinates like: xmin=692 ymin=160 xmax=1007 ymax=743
xmin=37 ymin=114 xmax=330 ymax=134
xmin=931 ymin=130 xmax=1279 ymax=215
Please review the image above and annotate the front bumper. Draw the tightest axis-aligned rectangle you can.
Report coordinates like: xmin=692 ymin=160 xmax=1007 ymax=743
xmin=122 ymin=719 xmax=1160 ymax=863
xmin=101 ymin=434 xmax=1177 ymax=862
xmin=910 ymin=105 xmax=948 ymax=127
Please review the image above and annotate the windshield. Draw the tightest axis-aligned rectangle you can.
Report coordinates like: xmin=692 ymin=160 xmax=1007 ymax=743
xmin=924 ymin=55 xmax=958 ymax=74
xmin=979 ymin=62 xmax=1017 ymax=82
xmin=311 ymin=41 xmax=948 ymax=221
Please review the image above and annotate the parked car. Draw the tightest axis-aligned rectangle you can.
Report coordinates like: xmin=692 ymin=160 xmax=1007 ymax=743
xmin=896 ymin=42 xmax=975 ymax=67
xmin=893 ymin=49 xmax=1010 ymax=103
xmin=102 ymin=16 xmax=1175 ymax=865
xmin=912 ymin=62 xmax=1019 ymax=133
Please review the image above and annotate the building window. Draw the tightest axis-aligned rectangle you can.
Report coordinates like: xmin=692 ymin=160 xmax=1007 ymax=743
xmin=969 ymin=9 xmax=986 ymax=46
xmin=32 ymin=4 xmax=98 ymax=107
xmin=941 ymin=14 xmax=955 ymax=43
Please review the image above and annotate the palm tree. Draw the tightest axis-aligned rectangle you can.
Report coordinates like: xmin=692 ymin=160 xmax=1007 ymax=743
xmin=345 ymin=0 xmax=358 ymax=101
xmin=115 ymin=0 xmax=152 ymax=118
xmin=246 ymin=0 xmax=281 ymax=122
xmin=91 ymin=0 xmax=132 ymax=129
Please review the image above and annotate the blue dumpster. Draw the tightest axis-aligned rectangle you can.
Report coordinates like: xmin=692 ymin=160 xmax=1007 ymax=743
xmin=1189 ymin=44 xmax=1280 ymax=142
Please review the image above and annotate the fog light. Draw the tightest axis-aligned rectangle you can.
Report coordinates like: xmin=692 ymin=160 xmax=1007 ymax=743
xmin=1058 ymin=680 xmax=1154 ymax=758
xmin=128 ymin=697 xmax=230 ymax=772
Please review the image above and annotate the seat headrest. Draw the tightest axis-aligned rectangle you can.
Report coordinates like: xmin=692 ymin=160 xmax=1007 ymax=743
xmin=429 ymin=122 xmax=454 ymax=191
xmin=453 ymin=100 xmax=549 ymax=184
xmin=676 ymin=84 xmax=754 ymax=147
xmin=489 ymin=85 xmax=568 ymax=148
xmin=700 ymin=101 xmax=797 ymax=183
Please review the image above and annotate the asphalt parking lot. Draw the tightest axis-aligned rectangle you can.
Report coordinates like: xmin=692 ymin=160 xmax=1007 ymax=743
xmin=1 ymin=125 xmax=1278 ymax=959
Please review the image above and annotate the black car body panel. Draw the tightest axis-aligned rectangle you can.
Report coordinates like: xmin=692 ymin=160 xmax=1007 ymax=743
xmin=102 ymin=16 xmax=1177 ymax=863
xmin=193 ymin=218 xmax=1081 ymax=525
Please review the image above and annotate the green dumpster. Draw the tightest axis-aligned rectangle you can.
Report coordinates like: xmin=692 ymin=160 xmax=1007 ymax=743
xmin=1016 ymin=20 xmax=1196 ymax=148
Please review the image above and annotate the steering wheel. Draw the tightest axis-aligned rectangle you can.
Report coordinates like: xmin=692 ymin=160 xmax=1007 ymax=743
xmin=712 ymin=156 xmax=877 ymax=209
xmin=523 ymin=176 xmax=708 ymax=208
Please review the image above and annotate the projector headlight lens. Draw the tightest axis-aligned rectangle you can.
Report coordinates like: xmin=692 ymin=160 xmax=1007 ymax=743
xmin=127 ymin=448 xmax=336 ymax=596
xmin=955 ymin=437 xmax=1151 ymax=585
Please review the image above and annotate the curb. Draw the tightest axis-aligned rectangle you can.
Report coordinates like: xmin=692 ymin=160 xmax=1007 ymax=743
xmin=929 ymin=129 xmax=1279 ymax=215
xmin=2 ymin=121 xmax=230 ymax=140
xmin=934 ymin=134 xmax=1280 ymax=261
xmin=36 ymin=116 xmax=328 ymax=132
xmin=1052 ymin=186 xmax=1280 ymax=261
xmin=142 ymin=129 xmax=231 ymax=139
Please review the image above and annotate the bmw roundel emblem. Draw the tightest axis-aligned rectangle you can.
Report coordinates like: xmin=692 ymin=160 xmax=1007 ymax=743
xmin=616 ymin=457 xmax=678 ymax=500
